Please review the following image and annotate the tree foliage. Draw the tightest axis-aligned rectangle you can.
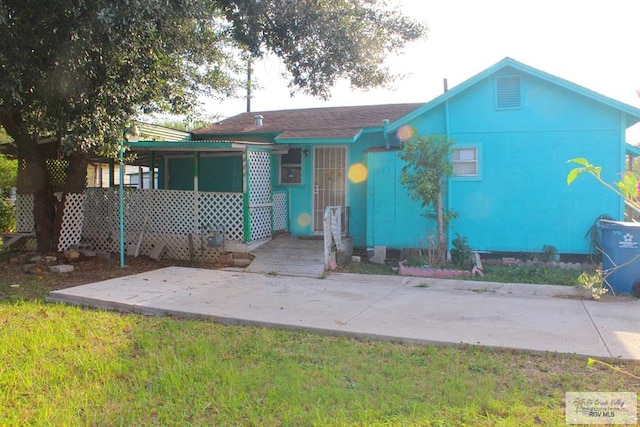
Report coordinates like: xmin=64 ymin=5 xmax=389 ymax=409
xmin=0 ymin=0 xmax=426 ymax=251
xmin=399 ymin=134 xmax=455 ymax=266
xmin=0 ymin=154 xmax=17 ymax=190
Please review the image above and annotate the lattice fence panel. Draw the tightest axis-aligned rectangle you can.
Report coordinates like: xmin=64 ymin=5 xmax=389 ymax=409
xmin=15 ymin=194 xmax=34 ymax=232
xmin=80 ymin=188 xmax=245 ymax=261
xmin=248 ymin=151 xmax=271 ymax=206
xmin=248 ymin=150 xmax=272 ymax=242
xmin=273 ymin=191 xmax=287 ymax=232
xmin=198 ymin=192 xmax=244 ymax=242
xmin=82 ymin=188 xmax=119 ymax=253
xmin=146 ymin=189 xmax=195 ymax=236
xmin=250 ymin=207 xmax=272 ymax=241
xmin=57 ymin=193 xmax=85 ymax=251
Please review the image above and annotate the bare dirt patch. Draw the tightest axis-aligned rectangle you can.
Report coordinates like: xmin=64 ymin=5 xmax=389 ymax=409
xmin=1 ymin=250 xmax=224 ymax=301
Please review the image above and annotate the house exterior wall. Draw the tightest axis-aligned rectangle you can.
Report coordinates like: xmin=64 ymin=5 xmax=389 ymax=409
xmin=271 ymin=144 xmax=314 ymax=236
xmin=385 ymin=69 xmax=626 ymax=254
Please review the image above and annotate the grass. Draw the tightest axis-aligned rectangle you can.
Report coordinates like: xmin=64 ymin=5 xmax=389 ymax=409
xmin=339 ymin=261 xmax=583 ymax=286
xmin=469 ymin=264 xmax=583 ymax=286
xmin=1 ymin=300 xmax=638 ymax=426
xmin=1 ymin=251 xmax=638 ymax=425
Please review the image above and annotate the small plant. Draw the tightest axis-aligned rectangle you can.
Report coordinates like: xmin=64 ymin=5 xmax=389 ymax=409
xmin=0 ymin=197 xmax=15 ymax=233
xmin=450 ymin=233 xmax=472 ymax=269
xmin=577 ymin=270 xmax=610 ymax=299
xmin=540 ymin=245 xmax=558 ymax=262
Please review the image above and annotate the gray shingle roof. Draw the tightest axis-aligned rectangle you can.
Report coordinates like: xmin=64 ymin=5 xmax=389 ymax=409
xmin=193 ymin=103 xmax=423 ymax=141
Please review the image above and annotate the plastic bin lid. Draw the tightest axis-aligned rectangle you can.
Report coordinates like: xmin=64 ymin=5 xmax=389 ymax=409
xmin=597 ymin=219 xmax=640 ymax=229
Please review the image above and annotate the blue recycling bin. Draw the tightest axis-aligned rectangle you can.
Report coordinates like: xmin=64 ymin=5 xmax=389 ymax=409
xmin=597 ymin=219 xmax=640 ymax=296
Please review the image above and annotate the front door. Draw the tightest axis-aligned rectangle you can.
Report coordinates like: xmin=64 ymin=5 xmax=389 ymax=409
xmin=313 ymin=146 xmax=347 ymax=233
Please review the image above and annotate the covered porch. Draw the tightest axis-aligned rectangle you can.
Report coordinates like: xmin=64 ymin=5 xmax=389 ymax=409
xmin=15 ymin=134 xmax=290 ymax=262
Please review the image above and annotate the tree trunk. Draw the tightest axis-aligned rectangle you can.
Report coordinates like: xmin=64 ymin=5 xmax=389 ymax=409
xmin=21 ymin=139 xmax=56 ymax=252
xmin=436 ymin=187 xmax=447 ymax=267
xmin=1 ymin=112 xmax=56 ymax=252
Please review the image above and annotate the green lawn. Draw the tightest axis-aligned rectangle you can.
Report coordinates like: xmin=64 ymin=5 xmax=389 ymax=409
xmin=1 ymin=299 xmax=638 ymax=426
xmin=1 ymin=255 xmax=638 ymax=426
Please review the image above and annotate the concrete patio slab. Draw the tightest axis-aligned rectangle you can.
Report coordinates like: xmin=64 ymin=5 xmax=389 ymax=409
xmin=47 ymin=267 xmax=640 ymax=360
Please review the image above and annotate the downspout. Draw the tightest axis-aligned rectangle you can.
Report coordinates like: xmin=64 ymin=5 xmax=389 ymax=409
xmin=444 ymin=80 xmax=452 ymax=258
xmin=619 ymin=114 xmax=627 ymax=219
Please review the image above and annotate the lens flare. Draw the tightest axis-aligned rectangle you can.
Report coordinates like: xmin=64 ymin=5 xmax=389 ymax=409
xmin=396 ymin=125 xmax=416 ymax=141
xmin=297 ymin=213 xmax=312 ymax=227
xmin=348 ymin=163 xmax=368 ymax=183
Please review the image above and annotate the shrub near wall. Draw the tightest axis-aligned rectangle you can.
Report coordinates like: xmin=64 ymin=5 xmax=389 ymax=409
xmin=0 ymin=195 xmax=15 ymax=233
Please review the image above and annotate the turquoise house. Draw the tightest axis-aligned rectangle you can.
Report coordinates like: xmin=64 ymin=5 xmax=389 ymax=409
xmin=166 ymin=57 xmax=640 ymax=255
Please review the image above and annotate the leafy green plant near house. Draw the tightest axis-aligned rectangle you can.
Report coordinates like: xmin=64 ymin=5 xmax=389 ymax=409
xmin=399 ymin=134 xmax=456 ymax=267
xmin=450 ymin=233 xmax=473 ymax=269
xmin=540 ymin=244 xmax=558 ymax=262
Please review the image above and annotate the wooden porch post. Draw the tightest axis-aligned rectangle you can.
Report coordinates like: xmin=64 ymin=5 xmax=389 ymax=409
xmin=150 ymin=152 xmax=155 ymax=189
xmin=108 ymin=159 xmax=115 ymax=187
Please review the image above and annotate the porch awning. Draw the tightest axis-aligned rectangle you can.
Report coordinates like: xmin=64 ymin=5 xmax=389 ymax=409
xmin=116 ymin=139 xmax=287 ymax=166
xmin=625 ymin=143 xmax=640 ymax=157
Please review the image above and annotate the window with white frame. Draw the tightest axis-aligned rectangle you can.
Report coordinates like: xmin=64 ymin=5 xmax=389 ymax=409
xmin=452 ymin=148 xmax=478 ymax=177
xmin=280 ymin=148 xmax=302 ymax=184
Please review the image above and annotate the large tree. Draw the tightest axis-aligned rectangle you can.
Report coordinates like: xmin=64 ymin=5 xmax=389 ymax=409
xmin=0 ymin=0 xmax=426 ymax=252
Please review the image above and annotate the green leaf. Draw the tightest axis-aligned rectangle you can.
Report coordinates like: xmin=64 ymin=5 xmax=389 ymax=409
xmin=566 ymin=167 xmax=583 ymax=185
xmin=567 ymin=158 xmax=590 ymax=167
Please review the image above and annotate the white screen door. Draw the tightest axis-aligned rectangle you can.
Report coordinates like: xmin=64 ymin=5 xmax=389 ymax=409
xmin=313 ymin=146 xmax=347 ymax=233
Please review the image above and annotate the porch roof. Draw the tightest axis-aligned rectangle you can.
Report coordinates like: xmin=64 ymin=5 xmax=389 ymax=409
xmin=192 ymin=103 xmax=424 ymax=143
xmin=116 ymin=139 xmax=286 ymax=166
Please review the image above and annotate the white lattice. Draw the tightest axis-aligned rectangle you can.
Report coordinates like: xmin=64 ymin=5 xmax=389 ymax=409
xmin=248 ymin=150 xmax=272 ymax=241
xmin=57 ymin=193 xmax=86 ymax=251
xmin=273 ymin=191 xmax=287 ymax=232
xmin=15 ymin=194 xmax=34 ymax=232
xmin=250 ymin=207 xmax=272 ymax=241
xmin=198 ymin=192 xmax=244 ymax=242
xmin=249 ymin=151 xmax=271 ymax=206
xmin=82 ymin=188 xmax=119 ymax=253
xmin=80 ymin=188 xmax=244 ymax=260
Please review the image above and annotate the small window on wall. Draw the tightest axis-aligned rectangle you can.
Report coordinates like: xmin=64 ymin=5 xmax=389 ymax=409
xmin=280 ymin=148 xmax=302 ymax=184
xmin=452 ymin=148 xmax=477 ymax=177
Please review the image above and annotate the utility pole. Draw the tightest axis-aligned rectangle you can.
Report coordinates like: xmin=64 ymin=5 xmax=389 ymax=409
xmin=246 ymin=59 xmax=252 ymax=112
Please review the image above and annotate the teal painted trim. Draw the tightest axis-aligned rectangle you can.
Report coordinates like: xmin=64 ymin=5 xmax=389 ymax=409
xmin=243 ymin=151 xmax=251 ymax=242
xmin=275 ymin=136 xmax=360 ymax=144
xmin=193 ymin=151 xmax=200 ymax=192
xmin=387 ymin=57 xmax=640 ymax=134
xmin=193 ymin=132 xmax=280 ymax=142
xmin=625 ymin=143 xmax=640 ymax=156
xmin=150 ymin=152 xmax=155 ymax=189
xmin=118 ymin=145 xmax=125 ymax=268
xmin=128 ymin=140 xmax=236 ymax=149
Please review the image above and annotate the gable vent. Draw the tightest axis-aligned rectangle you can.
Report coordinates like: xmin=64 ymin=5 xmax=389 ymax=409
xmin=496 ymin=75 xmax=521 ymax=109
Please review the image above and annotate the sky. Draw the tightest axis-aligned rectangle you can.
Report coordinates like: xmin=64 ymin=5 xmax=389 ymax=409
xmin=203 ymin=0 xmax=640 ymax=141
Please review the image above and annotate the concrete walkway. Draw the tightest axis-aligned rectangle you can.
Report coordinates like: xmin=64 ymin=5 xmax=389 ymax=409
xmin=47 ymin=267 xmax=640 ymax=360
